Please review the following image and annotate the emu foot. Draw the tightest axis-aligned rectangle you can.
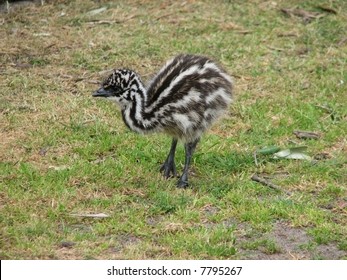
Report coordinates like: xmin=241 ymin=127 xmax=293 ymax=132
xmin=177 ymin=179 xmax=189 ymax=188
xmin=160 ymin=160 xmax=177 ymax=179
xmin=177 ymin=172 xmax=189 ymax=188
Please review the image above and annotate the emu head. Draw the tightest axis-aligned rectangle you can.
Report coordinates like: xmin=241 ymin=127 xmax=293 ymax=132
xmin=92 ymin=69 xmax=138 ymax=109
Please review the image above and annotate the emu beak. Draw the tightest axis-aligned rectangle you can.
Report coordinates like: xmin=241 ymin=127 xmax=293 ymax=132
xmin=92 ymin=87 xmax=111 ymax=97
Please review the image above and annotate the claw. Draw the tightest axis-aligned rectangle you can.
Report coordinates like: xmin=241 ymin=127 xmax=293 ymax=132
xmin=177 ymin=179 xmax=189 ymax=188
xmin=160 ymin=161 xmax=177 ymax=178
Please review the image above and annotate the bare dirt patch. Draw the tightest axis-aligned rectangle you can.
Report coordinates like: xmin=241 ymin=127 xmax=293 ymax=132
xmin=238 ymin=221 xmax=346 ymax=259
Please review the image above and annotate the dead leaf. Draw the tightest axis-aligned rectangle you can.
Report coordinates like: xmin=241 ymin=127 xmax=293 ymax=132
xmin=33 ymin=33 xmax=51 ymax=37
xmin=274 ymin=146 xmax=312 ymax=160
xmin=257 ymin=146 xmax=281 ymax=155
xmin=48 ymin=165 xmax=70 ymax=171
xmin=313 ymin=152 xmax=331 ymax=160
xmin=86 ymin=7 xmax=107 ymax=16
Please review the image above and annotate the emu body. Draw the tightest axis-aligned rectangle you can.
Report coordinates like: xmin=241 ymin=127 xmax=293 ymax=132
xmin=93 ymin=54 xmax=233 ymax=188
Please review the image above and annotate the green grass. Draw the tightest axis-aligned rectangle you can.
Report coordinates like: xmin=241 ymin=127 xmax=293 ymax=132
xmin=0 ymin=0 xmax=346 ymax=259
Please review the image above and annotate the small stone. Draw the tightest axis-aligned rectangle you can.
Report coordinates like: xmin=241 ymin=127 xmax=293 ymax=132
xmin=60 ymin=241 xmax=76 ymax=248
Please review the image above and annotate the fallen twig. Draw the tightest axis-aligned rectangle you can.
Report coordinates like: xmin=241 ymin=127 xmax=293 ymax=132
xmin=315 ymin=104 xmax=335 ymax=115
xmin=251 ymin=173 xmax=291 ymax=195
xmin=293 ymin=130 xmax=320 ymax=140
xmin=280 ymin=8 xmax=324 ymax=23
xmin=69 ymin=213 xmax=110 ymax=218
xmin=85 ymin=14 xmax=138 ymax=25
xmin=10 ymin=63 xmax=33 ymax=69
xmin=86 ymin=19 xmax=120 ymax=25
xmin=316 ymin=5 xmax=337 ymax=15
xmin=155 ymin=12 xmax=175 ymax=20
xmin=235 ymin=30 xmax=253 ymax=35
xmin=315 ymin=104 xmax=340 ymax=121
xmin=267 ymin=45 xmax=287 ymax=52
xmin=277 ymin=32 xmax=299 ymax=38
xmin=44 ymin=43 xmax=56 ymax=50
xmin=231 ymin=74 xmax=252 ymax=80
xmin=337 ymin=37 xmax=347 ymax=46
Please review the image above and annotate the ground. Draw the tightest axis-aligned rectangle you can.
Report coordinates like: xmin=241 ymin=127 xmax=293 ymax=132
xmin=0 ymin=0 xmax=346 ymax=259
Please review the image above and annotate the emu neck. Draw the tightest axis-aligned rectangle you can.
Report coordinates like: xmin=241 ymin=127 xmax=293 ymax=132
xmin=121 ymin=79 xmax=159 ymax=134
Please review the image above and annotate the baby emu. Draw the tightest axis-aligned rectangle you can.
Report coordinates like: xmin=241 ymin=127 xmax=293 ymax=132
xmin=93 ymin=54 xmax=233 ymax=188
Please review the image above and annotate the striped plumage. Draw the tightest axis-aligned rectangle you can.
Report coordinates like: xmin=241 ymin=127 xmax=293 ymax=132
xmin=93 ymin=54 xmax=233 ymax=188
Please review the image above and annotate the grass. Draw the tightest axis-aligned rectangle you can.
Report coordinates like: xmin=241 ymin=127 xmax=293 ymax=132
xmin=0 ymin=0 xmax=346 ymax=259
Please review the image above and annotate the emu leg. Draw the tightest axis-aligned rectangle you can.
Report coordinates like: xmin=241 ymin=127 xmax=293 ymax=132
xmin=160 ymin=138 xmax=178 ymax=178
xmin=177 ymin=138 xmax=199 ymax=188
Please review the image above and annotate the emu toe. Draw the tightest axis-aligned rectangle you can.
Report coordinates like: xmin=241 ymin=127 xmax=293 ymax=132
xmin=160 ymin=160 xmax=177 ymax=179
xmin=177 ymin=172 xmax=189 ymax=188
xmin=177 ymin=179 xmax=189 ymax=189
